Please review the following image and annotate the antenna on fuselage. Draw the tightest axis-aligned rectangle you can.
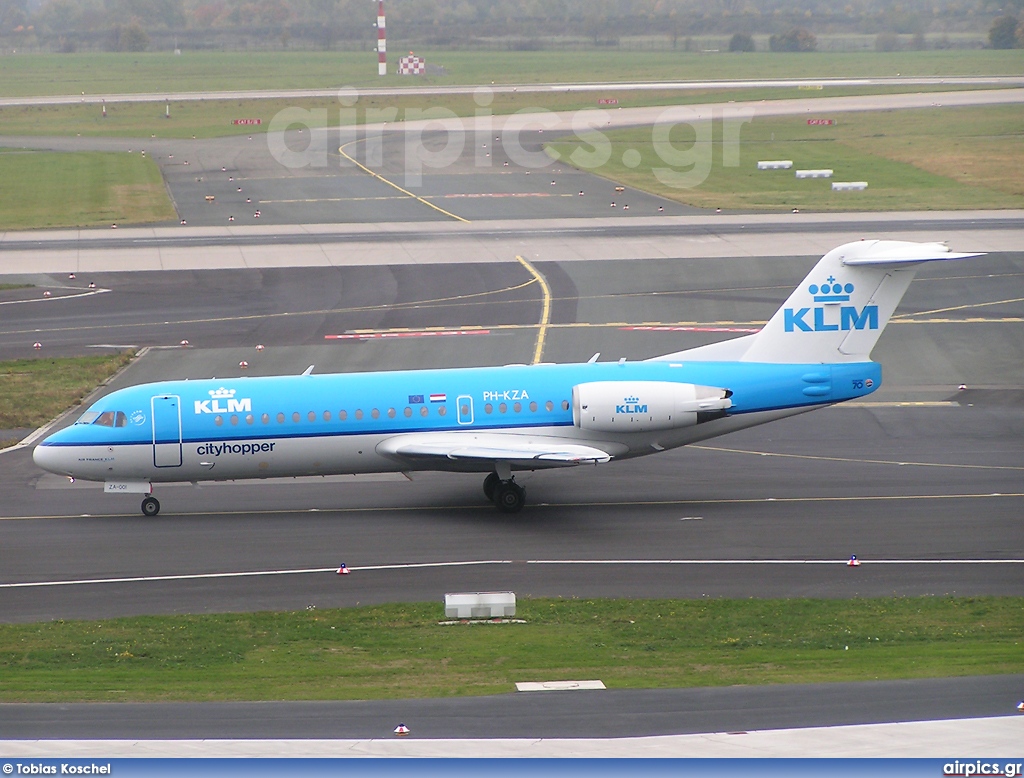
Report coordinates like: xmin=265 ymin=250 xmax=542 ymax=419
xmin=587 ymin=352 xmax=600 ymax=363
xmin=302 ymin=365 xmax=315 ymax=376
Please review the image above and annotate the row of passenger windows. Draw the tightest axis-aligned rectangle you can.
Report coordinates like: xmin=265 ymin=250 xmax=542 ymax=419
xmin=210 ymin=400 xmax=571 ymax=427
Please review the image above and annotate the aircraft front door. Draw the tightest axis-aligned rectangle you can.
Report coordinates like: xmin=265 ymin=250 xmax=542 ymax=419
xmin=151 ymin=395 xmax=183 ymax=468
xmin=457 ymin=394 xmax=474 ymax=425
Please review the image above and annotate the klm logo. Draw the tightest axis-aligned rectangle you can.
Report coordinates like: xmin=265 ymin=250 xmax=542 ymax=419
xmin=194 ymin=387 xmax=252 ymax=415
xmin=784 ymin=305 xmax=879 ymax=333
xmin=784 ymin=277 xmax=878 ymax=333
xmin=616 ymin=396 xmax=648 ymax=414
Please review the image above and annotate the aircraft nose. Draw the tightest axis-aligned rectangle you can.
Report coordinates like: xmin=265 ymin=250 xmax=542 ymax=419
xmin=33 ymin=441 xmax=73 ymax=476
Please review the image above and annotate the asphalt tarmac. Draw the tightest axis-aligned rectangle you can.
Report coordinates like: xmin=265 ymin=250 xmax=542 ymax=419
xmin=1 ymin=253 xmax=1021 ymax=623
xmin=2 ymin=675 xmax=1020 ymax=740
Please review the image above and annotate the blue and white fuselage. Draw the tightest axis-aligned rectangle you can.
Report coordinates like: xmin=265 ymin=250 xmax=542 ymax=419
xmin=33 ymin=240 xmax=979 ymax=515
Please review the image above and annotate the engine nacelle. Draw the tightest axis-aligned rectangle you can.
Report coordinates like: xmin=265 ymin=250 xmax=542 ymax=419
xmin=572 ymin=381 xmax=732 ymax=433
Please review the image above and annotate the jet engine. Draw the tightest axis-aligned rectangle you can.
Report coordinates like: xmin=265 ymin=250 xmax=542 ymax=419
xmin=572 ymin=381 xmax=732 ymax=433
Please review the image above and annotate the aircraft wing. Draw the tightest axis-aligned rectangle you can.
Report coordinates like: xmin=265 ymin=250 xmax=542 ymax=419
xmin=377 ymin=432 xmax=613 ymax=468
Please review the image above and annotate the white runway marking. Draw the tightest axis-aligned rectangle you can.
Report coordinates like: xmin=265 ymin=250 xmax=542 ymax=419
xmin=2 ymin=558 xmax=1021 ymax=589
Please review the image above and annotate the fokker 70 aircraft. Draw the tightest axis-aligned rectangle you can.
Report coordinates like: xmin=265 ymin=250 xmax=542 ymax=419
xmin=34 ymin=240 xmax=978 ymax=515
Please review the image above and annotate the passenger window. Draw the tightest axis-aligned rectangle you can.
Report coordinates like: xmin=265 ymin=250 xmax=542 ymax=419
xmin=277 ymin=412 xmax=285 ymax=423
xmin=230 ymin=415 xmax=239 ymax=426
xmin=115 ymin=412 xmax=127 ymax=427
xmin=355 ymin=409 xmax=364 ymax=420
xmin=484 ymin=403 xmax=493 ymax=414
xmin=215 ymin=416 xmax=223 ymax=426
xmin=419 ymin=406 xmax=428 ymax=417
xmin=529 ymin=401 xmax=538 ymax=412
xmin=545 ymin=401 xmax=554 ymax=412
xmin=340 ymin=410 xmax=348 ymax=421
xmin=262 ymin=413 xmax=270 ymax=424
xmin=292 ymin=412 xmax=300 ymax=423
xmin=498 ymin=402 xmax=507 ymax=413
xmin=323 ymin=411 xmax=331 ymax=421
xmin=438 ymin=406 xmax=447 ymax=417
xmin=246 ymin=414 xmax=255 ymax=425
xmin=513 ymin=402 xmax=521 ymax=413
xmin=93 ymin=411 xmax=116 ymax=427
xmin=387 ymin=408 xmax=396 ymax=419
xmin=371 ymin=409 xmax=380 ymax=419
xmin=307 ymin=411 xmax=316 ymax=422
xmin=404 ymin=407 xmax=412 ymax=418
xmin=561 ymin=400 xmax=570 ymax=411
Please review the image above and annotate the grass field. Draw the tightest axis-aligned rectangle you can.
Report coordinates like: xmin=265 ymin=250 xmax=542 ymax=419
xmin=0 ymin=597 xmax=1019 ymax=702
xmin=545 ymin=104 xmax=1024 ymax=211
xmin=0 ymin=150 xmax=175 ymax=229
xmin=0 ymin=351 xmax=134 ymax=431
xmin=0 ymin=50 xmax=1019 ymax=98
xmin=0 ymin=84 xmax=1006 ymax=140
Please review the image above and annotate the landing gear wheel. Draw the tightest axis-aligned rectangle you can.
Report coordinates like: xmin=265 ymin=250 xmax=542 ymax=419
xmin=141 ymin=496 xmax=160 ymax=517
xmin=493 ymin=481 xmax=525 ymax=514
xmin=483 ymin=472 xmax=501 ymax=502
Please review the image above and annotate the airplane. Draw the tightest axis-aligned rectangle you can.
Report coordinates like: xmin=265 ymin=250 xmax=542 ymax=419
xmin=33 ymin=239 xmax=979 ymax=516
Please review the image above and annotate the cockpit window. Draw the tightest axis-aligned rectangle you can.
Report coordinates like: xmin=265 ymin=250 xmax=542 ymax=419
xmin=89 ymin=411 xmax=128 ymax=427
xmin=76 ymin=412 xmax=101 ymax=425
xmin=93 ymin=411 xmax=116 ymax=427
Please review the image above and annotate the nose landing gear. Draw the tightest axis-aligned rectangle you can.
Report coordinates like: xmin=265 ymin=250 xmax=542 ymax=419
xmin=141 ymin=496 xmax=161 ymax=517
xmin=483 ymin=471 xmax=525 ymax=513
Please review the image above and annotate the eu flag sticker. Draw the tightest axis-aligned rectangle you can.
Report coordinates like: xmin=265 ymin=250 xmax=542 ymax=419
xmin=408 ymin=394 xmax=425 ymax=404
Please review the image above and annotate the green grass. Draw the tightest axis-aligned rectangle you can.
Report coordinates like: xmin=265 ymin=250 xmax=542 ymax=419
xmin=0 ymin=84 xmax=1003 ymax=140
xmin=0 ymin=352 xmax=134 ymax=430
xmin=0 ymin=50 xmax=1020 ymax=98
xmin=0 ymin=151 xmax=176 ymax=229
xmin=0 ymin=597 xmax=1019 ymax=702
xmin=545 ymin=104 xmax=1024 ymax=211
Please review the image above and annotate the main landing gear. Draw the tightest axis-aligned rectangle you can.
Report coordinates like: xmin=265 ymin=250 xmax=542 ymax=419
xmin=483 ymin=471 xmax=525 ymax=514
xmin=141 ymin=496 xmax=161 ymax=517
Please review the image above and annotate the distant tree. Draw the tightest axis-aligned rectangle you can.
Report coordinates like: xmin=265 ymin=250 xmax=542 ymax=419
xmin=112 ymin=21 xmax=148 ymax=51
xmin=911 ymin=31 xmax=927 ymax=50
xmin=875 ymin=31 xmax=900 ymax=51
xmin=769 ymin=28 xmax=816 ymax=52
xmin=989 ymin=14 xmax=1020 ymax=48
xmin=729 ymin=32 xmax=755 ymax=51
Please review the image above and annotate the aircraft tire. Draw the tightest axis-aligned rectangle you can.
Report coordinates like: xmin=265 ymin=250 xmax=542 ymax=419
xmin=483 ymin=472 xmax=501 ymax=502
xmin=141 ymin=496 xmax=160 ymax=517
xmin=494 ymin=481 xmax=525 ymax=514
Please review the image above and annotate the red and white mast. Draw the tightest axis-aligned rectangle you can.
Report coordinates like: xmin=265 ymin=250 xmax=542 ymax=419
xmin=376 ymin=0 xmax=386 ymax=76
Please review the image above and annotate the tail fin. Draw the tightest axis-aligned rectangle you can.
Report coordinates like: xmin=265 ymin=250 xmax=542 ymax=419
xmin=658 ymin=240 xmax=981 ymax=365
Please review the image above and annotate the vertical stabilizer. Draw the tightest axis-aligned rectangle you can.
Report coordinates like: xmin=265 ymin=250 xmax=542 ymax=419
xmin=735 ymin=240 xmax=981 ymax=364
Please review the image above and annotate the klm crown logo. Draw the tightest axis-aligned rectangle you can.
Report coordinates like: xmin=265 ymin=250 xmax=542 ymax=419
xmin=616 ymin=396 xmax=648 ymax=414
xmin=809 ymin=276 xmax=854 ymax=303
xmin=785 ymin=275 xmax=878 ymax=334
xmin=195 ymin=386 xmax=251 ymax=415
